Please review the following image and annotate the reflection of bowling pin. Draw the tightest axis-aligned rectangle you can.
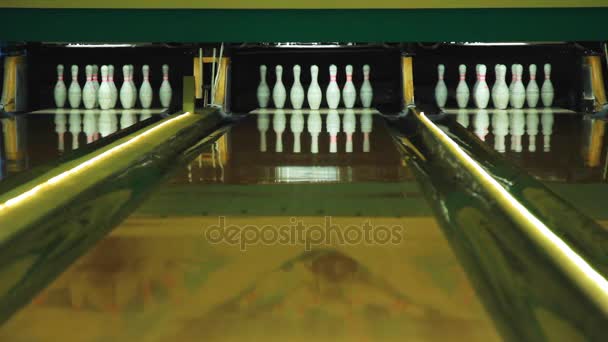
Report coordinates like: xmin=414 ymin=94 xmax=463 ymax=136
xmin=120 ymin=110 xmax=136 ymax=129
xmin=342 ymin=65 xmax=356 ymax=109
xmin=273 ymin=110 xmax=286 ymax=152
xmin=308 ymin=110 xmax=322 ymax=154
xmin=343 ymin=109 xmax=356 ymax=153
xmin=54 ymin=112 xmax=67 ymax=152
xmin=290 ymin=65 xmax=305 ymax=109
xmin=510 ymin=109 xmax=525 ymax=152
xmin=257 ymin=112 xmax=270 ymax=152
xmin=83 ymin=113 xmax=98 ymax=143
xmin=526 ymin=109 xmax=539 ymax=152
xmin=434 ymin=64 xmax=447 ymax=108
xmin=326 ymin=65 xmax=341 ymax=109
xmin=541 ymin=63 xmax=554 ymax=107
xmin=327 ymin=109 xmax=340 ymax=153
xmin=272 ymin=65 xmax=286 ymax=109
xmin=307 ymin=65 xmax=322 ymax=110
xmin=456 ymin=64 xmax=469 ymax=109
xmin=492 ymin=110 xmax=509 ymax=153
xmin=360 ymin=64 xmax=373 ymax=108
xmin=473 ymin=109 xmax=489 ymax=141
xmin=541 ymin=108 xmax=554 ymax=151
xmin=139 ymin=65 xmax=153 ymax=109
xmin=98 ymin=110 xmax=118 ymax=137
xmin=82 ymin=65 xmax=96 ymax=109
xmin=290 ymin=110 xmax=304 ymax=153
xmin=526 ymin=64 xmax=540 ymax=108
xmin=361 ymin=111 xmax=373 ymax=152
xmin=257 ymin=65 xmax=270 ymax=108
xmin=456 ymin=109 xmax=469 ymax=128
xmin=68 ymin=65 xmax=82 ymax=108
xmin=69 ymin=110 xmax=82 ymax=150
xmin=474 ymin=65 xmax=490 ymax=109
xmin=140 ymin=109 xmax=152 ymax=121
xmin=54 ymin=64 xmax=67 ymax=108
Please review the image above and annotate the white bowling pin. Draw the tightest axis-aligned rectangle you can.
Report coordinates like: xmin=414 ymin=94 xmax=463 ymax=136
xmin=159 ymin=64 xmax=172 ymax=108
xmin=68 ymin=65 xmax=82 ymax=108
xmin=308 ymin=110 xmax=322 ymax=153
xmin=128 ymin=65 xmax=137 ymax=108
xmin=326 ymin=64 xmax=341 ymax=109
xmin=491 ymin=64 xmax=509 ymax=109
xmin=343 ymin=109 xmax=356 ymax=153
xmin=327 ymin=109 xmax=340 ymax=153
xmin=108 ymin=65 xmax=118 ymax=108
xmin=290 ymin=65 xmax=305 ymax=109
xmin=526 ymin=64 xmax=540 ymax=108
xmin=54 ymin=64 xmax=67 ymax=108
xmin=474 ymin=64 xmax=490 ymax=109
xmin=98 ymin=65 xmax=113 ymax=110
xmin=272 ymin=65 xmax=286 ymax=109
xmin=541 ymin=63 xmax=554 ymax=107
xmin=307 ymin=65 xmax=322 ymax=110
xmin=82 ymin=65 xmax=96 ymax=109
xmin=256 ymin=65 xmax=270 ymax=108
xmin=92 ymin=65 xmax=100 ymax=107
xmin=455 ymin=64 xmax=469 ymax=109
xmin=290 ymin=110 xmax=304 ymax=153
xmin=434 ymin=64 xmax=448 ymax=108
xmin=273 ymin=109 xmax=286 ymax=152
xmin=120 ymin=65 xmax=134 ymax=109
xmin=360 ymin=64 xmax=373 ymax=108
xmin=509 ymin=64 xmax=517 ymax=95
xmin=509 ymin=64 xmax=526 ymax=109
xmin=139 ymin=65 xmax=153 ymax=109
xmin=472 ymin=64 xmax=480 ymax=103
xmin=342 ymin=65 xmax=356 ymax=109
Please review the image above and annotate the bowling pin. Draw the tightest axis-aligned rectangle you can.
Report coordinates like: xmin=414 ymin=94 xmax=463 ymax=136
xmin=526 ymin=64 xmax=540 ymax=108
xmin=491 ymin=64 xmax=509 ymax=109
xmin=82 ymin=65 xmax=96 ymax=109
xmin=509 ymin=64 xmax=526 ymax=109
xmin=509 ymin=64 xmax=517 ymax=95
xmin=139 ymin=65 xmax=153 ymax=109
xmin=128 ymin=65 xmax=137 ymax=108
xmin=273 ymin=110 xmax=286 ymax=152
xmin=159 ymin=64 xmax=172 ymax=108
xmin=307 ymin=65 xmax=322 ymax=110
xmin=360 ymin=64 xmax=373 ymax=108
xmin=434 ymin=64 xmax=447 ymax=108
xmin=474 ymin=64 xmax=490 ymax=109
xmin=308 ymin=110 xmax=322 ymax=154
xmin=342 ymin=64 xmax=356 ymax=109
xmin=290 ymin=110 xmax=304 ymax=153
xmin=92 ymin=65 xmax=100 ymax=107
xmin=68 ymin=65 xmax=82 ymax=108
xmin=120 ymin=65 xmax=134 ymax=109
xmin=54 ymin=64 xmax=67 ymax=108
xmin=343 ymin=109 xmax=356 ymax=153
xmin=98 ymin=65 xmax=113 ymax=110
xmin=472 ymin=64 xmax=480 ymax=103
xmin=326 ymin=64 xmax=341 ymax=109
xmin=541 ymin=63 xmax=554 ymax=107
xmin=108 ymin=65 xmax=118 ymax=108
xmin=455 ymin=64 xmax=469 ymax=109
xmin=256 ymin=64 xmax=270 ymax=108
xmin=327 ymin=109 xmax=340 ymax=153
xmin=290 ymin=65 xmax=305 ymax=109
xmin=272 ymin=65 xmax=286 ymax=109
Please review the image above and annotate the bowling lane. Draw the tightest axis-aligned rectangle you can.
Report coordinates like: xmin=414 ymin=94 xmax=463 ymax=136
xmin=0 ymin=109 xmax=501 ymax=341
xmin=446 ymin=108 xmax=608 ymax=223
